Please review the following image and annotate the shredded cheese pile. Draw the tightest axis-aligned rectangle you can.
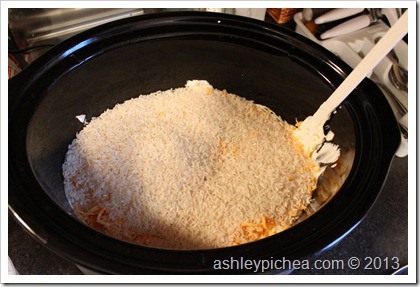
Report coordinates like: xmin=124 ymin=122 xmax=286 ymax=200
xmin=64 ymin=80 xmax=323 ymax=249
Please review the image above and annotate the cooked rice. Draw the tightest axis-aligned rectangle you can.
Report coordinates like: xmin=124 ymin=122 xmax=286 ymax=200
xmin=63 ymin=80 xmax=320 ymax=249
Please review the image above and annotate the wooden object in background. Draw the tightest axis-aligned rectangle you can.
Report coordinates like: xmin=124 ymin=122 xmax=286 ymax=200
xmin=267 ymin=8 xmax=302 ymax=24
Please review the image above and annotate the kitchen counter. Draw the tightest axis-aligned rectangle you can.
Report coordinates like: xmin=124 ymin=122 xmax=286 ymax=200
xmin=8 ymin=156 xmax=408 ymax=275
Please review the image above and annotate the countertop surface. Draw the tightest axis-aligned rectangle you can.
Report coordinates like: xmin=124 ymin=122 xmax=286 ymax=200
xmin=8 ymin=156 xmax=408 ymax=275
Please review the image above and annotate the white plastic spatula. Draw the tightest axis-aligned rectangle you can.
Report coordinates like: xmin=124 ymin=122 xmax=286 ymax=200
xmin=294 ymin=10 xmax=408 ymax=158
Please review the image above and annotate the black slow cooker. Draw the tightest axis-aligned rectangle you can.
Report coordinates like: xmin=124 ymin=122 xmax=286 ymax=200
xmin=8 ymin=12 xmax=400 ymax=274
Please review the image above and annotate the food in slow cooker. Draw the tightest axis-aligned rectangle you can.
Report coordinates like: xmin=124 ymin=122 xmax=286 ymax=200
xmin=63 ymin=80 xmax=321 ymax=249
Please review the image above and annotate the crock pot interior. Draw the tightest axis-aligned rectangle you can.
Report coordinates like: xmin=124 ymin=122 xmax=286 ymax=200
xmin=26 ymin=37 xmax=356 ymax=232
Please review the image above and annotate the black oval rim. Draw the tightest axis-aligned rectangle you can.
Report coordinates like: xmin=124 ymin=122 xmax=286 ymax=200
xmin=8 ymin=11 xmax=401 ymax=274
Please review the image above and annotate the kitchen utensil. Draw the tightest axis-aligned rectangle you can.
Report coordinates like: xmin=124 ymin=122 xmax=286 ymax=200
xmin=320 ymin=13 xmax=374 ymax=40
xmin=375 ymin=36 xmax=409 ymax=93
xmin=314 ymin=8 xmax=364 ymax=24
xmin=295 ymin=10 xmax=407 ymax=156
xmin=320 ymin=8 xmax=399 ymax=40
xmin=302 ymin=8 xmax=333 ymax=21
xmin=9 ymin=11 xmax=400 ymax=274
xmin=389 ymin=63 xmax=408 ymax=92
xmin=381 ymin=8 xmax=401 ymax=26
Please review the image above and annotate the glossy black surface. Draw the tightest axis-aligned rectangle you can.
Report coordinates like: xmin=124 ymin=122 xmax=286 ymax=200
xmin=9 ymin=12 xmax=400 ymax=274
